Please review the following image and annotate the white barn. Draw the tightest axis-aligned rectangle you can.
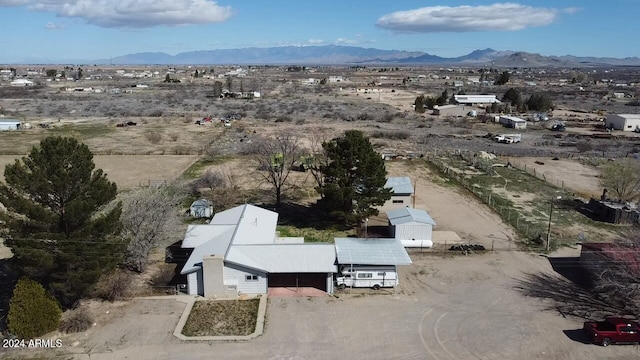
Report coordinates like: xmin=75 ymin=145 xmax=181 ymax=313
xmin=454 ymin=94 xmax=501 ymax=105
xmin=180 ymin=204 xmax=337 ymax=297
xmin=0 ymin=119 xmax=22 ymax=131
xmin=499 ymin=115 xmax=527 ymax=129
xmin=386 ymin=208 xmax=436 ymax=248
xmin=606 ymin=114 xmax=640 ymax=131
xmin=383 ymin=177 xmax=414 ymax=209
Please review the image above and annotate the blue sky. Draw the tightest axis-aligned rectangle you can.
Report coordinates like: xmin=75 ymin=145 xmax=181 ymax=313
xmin=0 ymin=0 xmax=638 ymax=63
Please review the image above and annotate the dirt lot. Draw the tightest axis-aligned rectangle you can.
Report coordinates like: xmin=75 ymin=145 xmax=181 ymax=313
xmin=13 ymin=250 xmax=635 ymax=360
xmin=505 ymin=157 xmax=602 ymax=198
xmin=0 ymin=154 xmax=198 ymax=189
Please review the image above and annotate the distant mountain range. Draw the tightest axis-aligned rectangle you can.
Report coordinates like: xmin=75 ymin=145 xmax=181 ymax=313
xmin=12 ymin=45 xmax=640 ymax=66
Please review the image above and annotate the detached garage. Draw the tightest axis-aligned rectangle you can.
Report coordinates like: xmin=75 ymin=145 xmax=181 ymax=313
xmin=387 ymin=208 xmax=436 ymax=248
xmin=606 ymin=114 xmax=640 ymax=131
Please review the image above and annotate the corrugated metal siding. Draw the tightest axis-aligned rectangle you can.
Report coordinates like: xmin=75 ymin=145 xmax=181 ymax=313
xmin=395 ymin=224 xmax=432 ymax=240
xmin=224 ymin=263 xmax=267 ymax=294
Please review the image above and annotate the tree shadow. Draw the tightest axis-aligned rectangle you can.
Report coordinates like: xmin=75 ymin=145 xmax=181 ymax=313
xmin=0 ymin=259 xmax=17 ymax=332
xmin=272 ymin=202 xmax=350 ymax=231
xmin=514 ymin=271 xmax=623 ymax=320
xmin=562 ymin=329 xmax=593 ymax=344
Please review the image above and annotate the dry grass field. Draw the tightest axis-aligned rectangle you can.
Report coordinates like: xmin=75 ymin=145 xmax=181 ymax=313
xmin=181 ymin=298 xmax=260 ymax=337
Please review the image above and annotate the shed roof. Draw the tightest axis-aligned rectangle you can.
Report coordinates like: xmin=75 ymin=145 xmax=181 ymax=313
xmin=190 ymin=199 xmax=211 ymax=207
xmin=384 ymin=177 xmax=414 ymax=195
xmin=0 ymin=119 xmax=21 ymax=124
xmin=387 ymin=208 xmax=436 ymax=226
xmin=454 ymin=94 xmax=501 ymax=104
xmin=334 ymin=238 xmax=412 ymax=265
xmin=226 ymin=244 xmax=337 ymax=273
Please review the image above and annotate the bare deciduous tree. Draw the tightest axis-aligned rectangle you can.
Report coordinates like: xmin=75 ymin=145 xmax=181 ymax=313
xmin=122 ymin=185 xmax=186 ymax=273
xmin=600 ymin=158 xmax=640 ymax=202
xmin=191 ymin=167 xmax=243 ymax=211
xmin=252 ymin=132 xmax=302 ymax=206
xmin=307 ymin=128 xmax=331 ymax=198
xmin=592 ymin=232 xmax=640 ymax=316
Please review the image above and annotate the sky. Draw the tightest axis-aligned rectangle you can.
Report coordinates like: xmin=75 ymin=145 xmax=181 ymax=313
xmin=0 ymin=0 xmax=638 ymax=63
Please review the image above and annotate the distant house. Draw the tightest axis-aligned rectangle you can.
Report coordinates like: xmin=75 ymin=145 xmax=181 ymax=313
xmin=383 ymin=177 xmax=414 ymax=209
xmin=329 ymin=76 xmax=345 ymax=83
xmin=454 ymin=94 xmax=500 ymax=105
xmin=179 ymin=204 xmax=337 ymax=297
xmin=605 ymin=114 xmax=640 ymax=131
xmin=499 ymin=115 xmax=527 ymax=129
xmin=189 ymin=199 xmax=213 ymax=218
xmin=433 ymin=104 xmax=471 ymax=117
xmin=453 ymin=80 xmax=464 ymax=87
xmin=10 ymin=79 xmax=35 ymax=87
xmin=0 ymin=119 xmax=22 ymax=131
xmin=386 ymin=207 xmax=436 ymax=248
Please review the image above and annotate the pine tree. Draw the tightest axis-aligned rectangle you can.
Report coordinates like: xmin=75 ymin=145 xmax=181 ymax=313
xmin=318 ymin=131 xmax=391 ymax=225
xmin=0 ymin=137 xmax=123 ymax=307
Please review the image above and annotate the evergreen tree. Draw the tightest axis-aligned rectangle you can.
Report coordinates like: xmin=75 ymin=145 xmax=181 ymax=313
xmin=213 ymin=81 xmax=223 ymax=98
xmin=494 ymin=71 xmax=510 ymax=85
xmin=0 ymin=137 xmax=123 ymax=307
xmin=318 ymin=131 xmax=391 ymax=225
xmin=8 ymin=278 xmax=61 ymax=339
xmin=526 ymin=93 xmax=554 ymax=112
xmin=414 ymin=95 xmax=426 ymax=113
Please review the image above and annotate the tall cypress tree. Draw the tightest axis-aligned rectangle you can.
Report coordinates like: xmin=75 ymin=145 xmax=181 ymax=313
xmin=0 ymin=136 xmax=123 ymax=307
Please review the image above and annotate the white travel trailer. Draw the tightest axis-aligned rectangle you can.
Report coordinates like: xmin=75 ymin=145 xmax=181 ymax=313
xmin=335 ymin=265 xmax=398 ymax=290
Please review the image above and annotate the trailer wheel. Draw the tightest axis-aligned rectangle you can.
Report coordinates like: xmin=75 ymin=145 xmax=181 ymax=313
xmin=372 ymin=284 xmax=381 ymax=290
xmin=602 ymin=338 xmax=611 ymax=347
xmin=337 ymin=284 xmax=346 ymax=290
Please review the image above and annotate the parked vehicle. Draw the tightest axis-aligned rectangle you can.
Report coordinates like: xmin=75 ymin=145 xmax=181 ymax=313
xmin=493 ymin=134 xmax=521 ymax=144
xmin=335 ymin=265 xmax=398 ymax=290
xmin=583 ymin=317 xmax=640 ymax=346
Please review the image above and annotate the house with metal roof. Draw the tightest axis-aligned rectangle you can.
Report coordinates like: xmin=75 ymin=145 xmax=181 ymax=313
xmin=179 ymin=204 xmax=337 ymax=297
xmin=383 ymin=177 xmax=414 ymax=209
xmin=387 ymin=208 xmax=436 ymax=248
xmin=454 ymin=94 xmax=501 ymax=105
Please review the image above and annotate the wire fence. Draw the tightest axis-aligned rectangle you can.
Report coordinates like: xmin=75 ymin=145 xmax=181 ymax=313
xmin=425 ymin=150 xmax=550 ymax=249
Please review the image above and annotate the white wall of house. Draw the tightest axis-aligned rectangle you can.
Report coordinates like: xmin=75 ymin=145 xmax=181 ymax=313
xmin=186 ymin=270 xmax=204 ymax=296
xmin=224 ymin=263 xmax=268 ymax=294
xmin=606 ymin=114 xmax=640 ymax=131
xmin=326 ymin=273 xmax=334 ymax=294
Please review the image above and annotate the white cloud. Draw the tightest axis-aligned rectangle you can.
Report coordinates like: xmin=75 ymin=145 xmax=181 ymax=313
xmin=44 ymin=21 xmax=65 ymax=30
xmin=307 ymin=39 xmax=324 ymax=44
xmin=335 ymin=37 xmax=358 ymax=45
xmin=376 ymin=3 xmax=563 ymax=33
xmin=0 ymin=0 xmax=232 ymax=28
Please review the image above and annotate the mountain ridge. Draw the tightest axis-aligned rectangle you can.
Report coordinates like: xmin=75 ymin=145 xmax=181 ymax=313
xmin=11 ymin=45 xmax=640 ymax=66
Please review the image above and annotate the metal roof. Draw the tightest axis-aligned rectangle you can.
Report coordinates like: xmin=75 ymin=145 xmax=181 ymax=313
xmin=0 ymin=119 xmax=21 ymax=124
xmin=334 ymin=238 xmax=412 ymax=265
xmin=190 ymin=199 xmax=211 ymax=207
xmin=181 ymin=226 xmax=236 ymax=274
xmin=384 ymin=177 xmax=414 ymax=195
xmin=387 ymin=208 xmax=436 ymax=226
xmin=181 ymin=224 xmax=236 ymax=248
xmin=226 ymin=244 xmax=337 ymax=273
xmin=454 ymin=95 xmax=501 ymax=104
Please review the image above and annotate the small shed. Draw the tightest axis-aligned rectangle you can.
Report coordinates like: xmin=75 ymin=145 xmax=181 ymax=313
xmin=383 ymin=177 xmax=414 ymax=208
xmin=605 ymin=114 xmax=640 ymax=131
xmin=0 ymin=119 xmax=22 ymax=131
xmin=499 ymin=115 xmax=527 ymax=129
xmin=189 ymin=199 xmax=213 ymax=218
xmin=387 ymin=208 xmax=436 ymax=248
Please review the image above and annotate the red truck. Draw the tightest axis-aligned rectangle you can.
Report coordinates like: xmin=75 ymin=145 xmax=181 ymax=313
xmin=583 ymin=317 xmax=640 ymax=346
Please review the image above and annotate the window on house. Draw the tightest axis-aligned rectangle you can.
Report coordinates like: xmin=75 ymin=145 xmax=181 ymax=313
xmin=245 ymin=275 xmax=258 ymax=281
xmin=357 ymin=273 xmax=373 ymax=278
xmin=392 ymin=200 xmax=404 ymax=204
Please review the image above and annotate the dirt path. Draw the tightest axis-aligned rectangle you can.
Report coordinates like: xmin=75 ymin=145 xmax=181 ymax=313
xmin=385 ymin=161 xmax=518 ymax=250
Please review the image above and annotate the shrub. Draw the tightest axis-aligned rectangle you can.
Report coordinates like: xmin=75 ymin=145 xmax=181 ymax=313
xmin=169 ymin=133 xmax=180 ymax=142
xmin=145 ymin=131 xmax=163 ymax=144
xmin=8 ymin=278 xmax=62 ymax=339
xmin=59 ymin=307 xmax=93 ymax=333
xmin=94 ymin=270 xmax=132 ymax=302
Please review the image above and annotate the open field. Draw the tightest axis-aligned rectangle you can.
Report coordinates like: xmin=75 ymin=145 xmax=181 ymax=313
xmin=0 ymin=155 xmax=198 ymax=189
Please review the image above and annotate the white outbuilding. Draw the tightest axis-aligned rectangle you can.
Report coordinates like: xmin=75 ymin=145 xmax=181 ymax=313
xmin=387 ymin=207 xmax=436 ymax=248
xmin=189 ymin=199 xmax=213 ymax=218
xmin=606 ymin=114 xmax=640 ymax=131
xmin=0 ymin=119 xmax=22 ymax=131
xmin=383 ymin=177 xmax=414 ymax=209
